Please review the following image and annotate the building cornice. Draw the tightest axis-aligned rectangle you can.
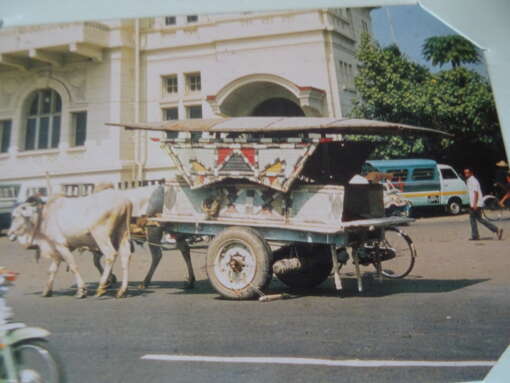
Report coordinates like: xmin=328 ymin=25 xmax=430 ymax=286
xmin=146 ymin=9 xmax=322 ymax=34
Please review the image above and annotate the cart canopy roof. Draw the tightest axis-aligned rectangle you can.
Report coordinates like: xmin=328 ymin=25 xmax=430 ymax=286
xmin=108 ymin=117 xmax=449 ymax=192
xmin=107 ymin=117 xmax=449 ymax=136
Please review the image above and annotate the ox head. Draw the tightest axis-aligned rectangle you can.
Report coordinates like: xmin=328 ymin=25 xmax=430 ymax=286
xmin=7 ymin=197 xmax=43 ymax=248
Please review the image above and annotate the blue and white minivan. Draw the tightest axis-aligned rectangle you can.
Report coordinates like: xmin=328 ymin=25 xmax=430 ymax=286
xmin=0 ymin=184 xmax=20 ymax=229
xmin=363 ymin=159 xmax=469 ymax=215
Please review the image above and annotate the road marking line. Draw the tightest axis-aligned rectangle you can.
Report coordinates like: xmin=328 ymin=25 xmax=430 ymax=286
xmin=141 ymin=355 xmax=496 ymax=367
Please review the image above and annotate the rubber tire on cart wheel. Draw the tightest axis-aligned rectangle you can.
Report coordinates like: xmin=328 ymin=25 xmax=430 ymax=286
xmin=274 ymin=244 xmax=333 ymax=289
xmin=447 ymin=198 xmax=462 ymax=215
xmin=206 ymin=226 xmax=273 ymax=300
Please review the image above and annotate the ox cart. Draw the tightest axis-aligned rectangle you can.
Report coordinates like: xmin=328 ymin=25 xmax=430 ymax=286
xmin=110 ymin=117 xmax=445 ymax=300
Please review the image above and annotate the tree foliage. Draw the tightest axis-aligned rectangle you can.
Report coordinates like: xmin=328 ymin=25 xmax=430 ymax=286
xmin=422 ymin=35 xmax=480 ymax=68
xmin=350 ymin=34 xmax=503 ymax=170
xmin=350 ymin=36 xmax=433 ymax=158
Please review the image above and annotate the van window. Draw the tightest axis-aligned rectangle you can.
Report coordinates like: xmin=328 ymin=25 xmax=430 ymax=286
xmin=440 ymin=168 xmax=458 ymax=180
xmin=412 ymin=168 xmax=435 ymax=181
xmin=0 ymin=185 xmax=19 ymax=199
xmin=387 ymin=169 xmax=408 ymax=180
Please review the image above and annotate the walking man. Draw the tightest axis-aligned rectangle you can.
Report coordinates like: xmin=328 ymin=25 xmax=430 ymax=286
xmin=464 ymin=168 xmax=503 ymax=240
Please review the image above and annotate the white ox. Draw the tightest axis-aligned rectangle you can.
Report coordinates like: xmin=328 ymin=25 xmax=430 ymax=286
xmin=7 ymin=189 xmax=133 ymax=298
xmin=92 ymin=184 xmax=196 ymax=289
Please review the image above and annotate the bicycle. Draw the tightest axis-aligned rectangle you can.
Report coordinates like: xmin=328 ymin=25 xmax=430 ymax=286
xmin=482 ymin=182 xmax=510 ymax=221
xmin=356 ymin=226 xmax=417 ymax=279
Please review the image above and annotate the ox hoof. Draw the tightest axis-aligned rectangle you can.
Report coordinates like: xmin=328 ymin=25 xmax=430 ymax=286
xmin=95 ymin=286 xmax=108 ymax=298
xmin=116 ymin=289 xmax=128 ymax=299
xmin=42 ymin=289 xmax=53 ymax=298
xmin=75 ymin=289 xmax=87 ymax=299
xmin=138 ymin=282 xmax=149 ymax=289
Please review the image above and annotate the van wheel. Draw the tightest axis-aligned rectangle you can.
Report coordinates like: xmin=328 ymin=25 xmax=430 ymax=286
xmin=402 ymin=204 xmax=412 ymax=218
xmin=447 ymin=198 xmax=462 ymax=215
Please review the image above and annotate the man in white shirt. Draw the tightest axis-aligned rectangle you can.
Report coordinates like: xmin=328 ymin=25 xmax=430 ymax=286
xmin=464 ymin=168 xmax=503 ymax=240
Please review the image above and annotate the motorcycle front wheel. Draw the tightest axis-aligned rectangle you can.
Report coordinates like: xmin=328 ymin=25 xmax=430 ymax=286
xmin=14 ymin=339 xmax=67 ymax=383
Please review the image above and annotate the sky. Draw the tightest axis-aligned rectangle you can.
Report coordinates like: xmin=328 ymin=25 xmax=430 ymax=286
xmin=369 ymin=5 xmax=486 ymax=74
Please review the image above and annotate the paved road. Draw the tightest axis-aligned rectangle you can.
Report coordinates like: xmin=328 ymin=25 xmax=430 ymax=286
xmin=1 ymin=215 xmax=509 ymax=383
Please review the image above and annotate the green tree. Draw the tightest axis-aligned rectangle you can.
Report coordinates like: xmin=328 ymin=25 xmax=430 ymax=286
xmin=352 ymin=38 xmax=430 ymax=125
xmin=423 ymin=67 xmax=500 ymax=144
xmin=422 ymin=35 xmax=480 ymax=68
xmin=350 ymin=35 xmax=433 ymax=158
xmin=351 ymin=34 xmax=504 ymax=169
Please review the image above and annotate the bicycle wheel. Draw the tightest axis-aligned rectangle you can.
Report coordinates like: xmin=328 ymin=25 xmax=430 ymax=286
xmin=482 ymin=196 xmax=502 ymax=221
xmin=14 ymin=339 xmax=67 ymax=383
xmin=374 ymin=227 xmax=416 ymax=279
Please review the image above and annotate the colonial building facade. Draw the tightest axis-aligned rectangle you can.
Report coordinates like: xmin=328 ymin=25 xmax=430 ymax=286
xmin=0 ymin=8 xmax=372 ymax=197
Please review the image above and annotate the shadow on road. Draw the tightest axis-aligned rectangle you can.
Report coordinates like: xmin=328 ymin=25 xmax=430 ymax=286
xmin=286 ymin=276 xmax=489 ymax=299
xmin=26 ymin=281 xmax=181 ymax=299
xmin=143 ymin=279 xmax=211 ymax=295
xmin=27 ymin=279 xmax=212 ymax=299
xmin=147 ymin=275 xmax=490 ymax=300
xmin=25 ymin=276 xmax=489 ymax=300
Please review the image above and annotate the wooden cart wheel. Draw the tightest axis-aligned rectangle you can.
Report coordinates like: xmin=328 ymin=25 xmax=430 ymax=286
xmin=273 ymin=244 xmax=332 ymax=289
xmin=206 ymin=226 xmax=273 ymax=299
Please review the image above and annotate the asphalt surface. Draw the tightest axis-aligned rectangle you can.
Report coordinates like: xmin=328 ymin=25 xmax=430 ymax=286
xmin=1 ymin=213 xmax=509 ymax=383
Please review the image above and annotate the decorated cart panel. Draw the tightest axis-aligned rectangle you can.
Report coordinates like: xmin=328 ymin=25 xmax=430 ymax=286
xmin=162 ymin=140 xmax=318 ymax=192
xmin=162 ymin=179 xmax=349 ymax=233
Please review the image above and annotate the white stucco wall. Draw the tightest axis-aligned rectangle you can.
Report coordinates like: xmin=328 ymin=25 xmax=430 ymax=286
xmin=0 ymin=8 xmax=371 ymax=188
xmin=0 ymin=50 xmax=132 ymax=185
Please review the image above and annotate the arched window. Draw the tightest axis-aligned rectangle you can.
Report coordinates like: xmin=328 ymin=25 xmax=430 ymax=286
xmin=24 ymin=89 xmax=61 ymax=150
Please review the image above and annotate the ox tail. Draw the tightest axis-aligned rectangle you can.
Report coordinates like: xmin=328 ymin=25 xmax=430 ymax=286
xmin=125 ymin=200 xmax=133 ymax=252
